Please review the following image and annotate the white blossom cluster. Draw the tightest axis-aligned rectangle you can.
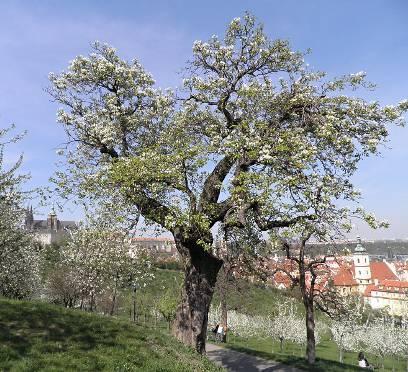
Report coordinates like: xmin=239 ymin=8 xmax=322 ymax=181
xmin=208 ymin=300 xmax=324 ymax=347
xmin=330 ymin=317 xmax=408 ymax=365
xmin=49 ymin=41 xmax=173 ymax=158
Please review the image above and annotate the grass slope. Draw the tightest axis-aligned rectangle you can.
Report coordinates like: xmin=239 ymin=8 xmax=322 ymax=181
xmin=0 ymin=298 xmax=221 ymax=372
xmin=133 ymin=269 xmax=297 ymax=317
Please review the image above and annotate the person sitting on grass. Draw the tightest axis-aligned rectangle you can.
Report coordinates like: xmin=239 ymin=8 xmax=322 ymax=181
xmin=358 ymin=351 xmax=374 ymax=369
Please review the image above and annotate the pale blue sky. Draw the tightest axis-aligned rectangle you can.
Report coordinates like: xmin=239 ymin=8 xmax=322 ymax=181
xmin=1 ymin=1 xmax=407 ymax=239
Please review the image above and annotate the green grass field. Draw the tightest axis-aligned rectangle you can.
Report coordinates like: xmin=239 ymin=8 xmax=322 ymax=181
xmin=0 ymin=298 xmax=221 ymax=372
xmin=222 ymin=325 xmax=407 ymax=371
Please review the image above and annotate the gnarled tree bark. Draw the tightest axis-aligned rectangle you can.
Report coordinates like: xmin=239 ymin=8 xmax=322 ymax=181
xmin=171 ymin=238 xmax=222 ymax=354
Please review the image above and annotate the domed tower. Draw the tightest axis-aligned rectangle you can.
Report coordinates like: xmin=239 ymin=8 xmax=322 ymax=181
xmin=353 ymin=236 xmax=371 ymax=291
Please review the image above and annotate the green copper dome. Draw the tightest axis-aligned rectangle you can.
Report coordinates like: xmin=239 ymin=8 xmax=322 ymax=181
xmin=354 ymin=236 xmax=366 ymax=254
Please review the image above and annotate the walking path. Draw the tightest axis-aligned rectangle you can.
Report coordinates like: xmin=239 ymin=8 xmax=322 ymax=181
xmin=206 ymin=344 xmax=302 ymax=372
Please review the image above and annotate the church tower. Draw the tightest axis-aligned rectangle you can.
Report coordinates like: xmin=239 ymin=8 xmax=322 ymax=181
xmin=353 ymin=236 xmax=371 ymax=291
xmin=47 ymin=206 xmax=59 ymax=231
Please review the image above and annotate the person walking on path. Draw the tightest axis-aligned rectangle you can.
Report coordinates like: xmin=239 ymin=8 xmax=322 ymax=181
xmin=216 ymin=324 xmax=224 ymax=342
xmin=209 ymin=324 xmax=219 ymax=342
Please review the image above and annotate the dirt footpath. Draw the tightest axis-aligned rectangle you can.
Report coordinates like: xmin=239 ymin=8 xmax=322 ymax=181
xmin=206 ymin=344 xmax=302 ymax=372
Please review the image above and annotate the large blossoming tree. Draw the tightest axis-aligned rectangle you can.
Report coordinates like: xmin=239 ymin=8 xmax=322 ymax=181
xmin=48 ymin=14 xmax=407 ymax=353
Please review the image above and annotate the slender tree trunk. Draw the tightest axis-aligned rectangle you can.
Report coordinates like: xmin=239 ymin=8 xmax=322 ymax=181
xmin=171 ymin=239 xmax=222 ymax=354
xmin=133 ymin=287 xmax=137 ymax=322
xmin=220 ymin=265 xmax=228 ymax=343
xmin=305 ymin=301 xmax=316 ymax=364
xmin=90 ymin=293 xmax=94 ymax=312
xmin=298 ymin=241 xmax=316 ymax=365
xmin=110 ymin=277 xmax=118 ymax=316
xmin=220 ymin=293 xmax=228 ymax=343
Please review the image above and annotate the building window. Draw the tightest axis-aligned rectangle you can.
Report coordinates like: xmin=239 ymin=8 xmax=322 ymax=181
xmin=357 ymin=258 xmax=360 ymax=264
xmin=359 ymin=271 xmax=361 ymax=275
xmin=365 ymin=258 xmax=367 ymax=263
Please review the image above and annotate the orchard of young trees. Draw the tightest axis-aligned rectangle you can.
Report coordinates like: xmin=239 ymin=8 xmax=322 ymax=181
xmin=210 ymin=298 xmax=408 ymax=369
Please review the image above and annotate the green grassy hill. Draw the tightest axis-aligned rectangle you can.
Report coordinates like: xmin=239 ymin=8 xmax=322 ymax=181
xmin=127 ymin=268 xmax=299 ymax=319
xmin=0 ymin=298 xmax=221 ymax=372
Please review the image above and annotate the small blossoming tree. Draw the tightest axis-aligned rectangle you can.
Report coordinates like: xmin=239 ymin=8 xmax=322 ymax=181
xmin=48 ymin=14 xmax=408 ymax=353
xmin=55 ymin=223 xmax=153 ymax=312
xmin=330 ymin=319 xmax=361 ymax=363
xmin=0 ymin=126 xmax=40 ymax=299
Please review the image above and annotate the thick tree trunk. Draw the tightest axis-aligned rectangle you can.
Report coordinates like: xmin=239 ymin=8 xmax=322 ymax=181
xmin=305 ymin=301 xmax=316 ymax=365
xmin=171 ymin=239 xmax=222 ymax=354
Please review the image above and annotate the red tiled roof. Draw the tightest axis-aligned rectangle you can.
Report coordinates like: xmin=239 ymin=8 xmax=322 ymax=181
xmin=364 ymin=280 xmax=408 ymax=297
xmin=370 ymin=262 xmax=398 ymax=281
xmin=363 ymin=284 xmax=376 ymax=297
xmin=381 ymin=280 xmax=408 ymax=289
xmin=272 ymin=272 xmax=293 ymax=289
xmin=333 ymin=265 xmax=357 ymax=286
